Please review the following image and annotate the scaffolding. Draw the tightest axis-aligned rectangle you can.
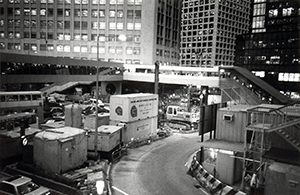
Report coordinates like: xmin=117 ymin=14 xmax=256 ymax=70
xmin=241 ymin=104 xmax=300 ymax=190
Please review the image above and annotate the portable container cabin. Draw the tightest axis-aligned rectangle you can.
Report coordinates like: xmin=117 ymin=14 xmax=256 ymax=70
xmin=87 ymin=125 xmax=122 ymax=152
xmin=33 ymin=127 xmax=87 ymax=174
xmin=110 ymin=116 xmax=157 ymax=144
xmin=109 ymin=93 xmax=158 ymax=122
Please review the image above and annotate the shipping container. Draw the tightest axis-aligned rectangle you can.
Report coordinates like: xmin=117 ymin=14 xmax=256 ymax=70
xmin=109 ymin=93 xmax=158 ymax=122
xmin=87 ymin=125 xmax=122 ymax=152
xmin=110 ymin=116 xmax=158 ymax=144
xmin=33 ymin=127 xmax=87 ymax=174
xmin=83 ymin=113 xmax=110 ymax=130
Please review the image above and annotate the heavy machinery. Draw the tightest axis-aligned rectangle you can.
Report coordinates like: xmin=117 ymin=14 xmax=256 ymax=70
xmin=164 ymin=85 xmax=208 ymax=130
xmin=166 ymin=104 xmax=200 ymax=130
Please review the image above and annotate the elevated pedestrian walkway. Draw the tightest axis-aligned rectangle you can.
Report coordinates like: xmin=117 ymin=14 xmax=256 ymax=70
xmin=40 ymin=81 xmax=93 ymax=95
xmin=221 ymin=66 xmax=291 ymax=104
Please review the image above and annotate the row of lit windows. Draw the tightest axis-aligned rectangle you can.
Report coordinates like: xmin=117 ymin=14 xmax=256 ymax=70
xmin=183 ymin=4 xmax=215 ymax=13
xmin=2 ymin=0 xmax=142 ymax=5
xmin=242 ymin=39 xmax=299 ymax=49
xmin=252 ymin=16 xmax=265 ymax=29
xmin=183 ymin=0 xmax=216 ymax=7
xmin=2 ymin=19 xmax=142 ymax=31
xmin=182 ymin=17 xmax=214 ymax=25
xmin=156 ymin=49 xmax=179 ymax=59
xmin=181 ymin=59 xmax=212 ymax=66
xmin=279 ymin=73 xmax=300 ymax=82
xmin=269 ymin=7 xmax=300 ymax=18
xmin=181 ymin=41 xmax=213 ymax=48
xmin=1 ymin=30 xmax=142 ymax=42
xmin=4 ymin=8 xmax=141 ymax=19
xmin=0 ymin=42 xmax=142 ymax=55
xmin=181 ymin=59 xmax=233 ymax=66
xmin=237 ymin=55 xmax=299 ymax=64
xmin=253 ymin=3 xmax=266 ymax=16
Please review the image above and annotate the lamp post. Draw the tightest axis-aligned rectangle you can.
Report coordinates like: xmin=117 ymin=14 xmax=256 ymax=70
xmin=94 ymin=35 xmax=100 ymax=158
xmin=199 ymin=93 xmax=204 ymax=164
xmin=154 ymin=61 xmax=159 ymax=94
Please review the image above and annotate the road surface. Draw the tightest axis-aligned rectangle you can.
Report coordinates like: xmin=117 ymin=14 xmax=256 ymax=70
xmin=111 ymin=132 xmax=208 ymax=195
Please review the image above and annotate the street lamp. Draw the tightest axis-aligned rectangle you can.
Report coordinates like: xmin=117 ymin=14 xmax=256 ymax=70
xmin=94 ymin=34 xmax=100 ymax=159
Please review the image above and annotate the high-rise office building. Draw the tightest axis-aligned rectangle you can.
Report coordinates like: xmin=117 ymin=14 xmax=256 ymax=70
xmin=0 ymin=0 xmax=181 ymax=66
xmin=180 ymin=0 xmax=251 ymax=67
xmin=235 ymin=0 xmax=300 ymax=98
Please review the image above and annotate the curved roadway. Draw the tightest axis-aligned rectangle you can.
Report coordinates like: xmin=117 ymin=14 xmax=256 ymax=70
xmin=110 ymin=132 xmax=207 ymax=195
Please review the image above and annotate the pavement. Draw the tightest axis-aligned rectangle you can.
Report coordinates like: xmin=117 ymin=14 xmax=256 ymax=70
xmin=108 ymin=131 xmax=246 ymax=195
xmin=108 ymin=131 xmax=205 ymax=195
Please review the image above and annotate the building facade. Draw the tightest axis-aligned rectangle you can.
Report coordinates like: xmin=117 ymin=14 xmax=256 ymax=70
xmin=180 ymin=0 xmax=251 ymax=67
xmin=235 ymin=0 xmax=300 ymax=98
xmin=0 ymin=0 xmax=181 ymax=66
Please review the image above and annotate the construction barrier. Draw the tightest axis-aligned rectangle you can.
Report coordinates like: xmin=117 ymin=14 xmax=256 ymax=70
xmin=187 ymin=157 xmax=246 ymax=195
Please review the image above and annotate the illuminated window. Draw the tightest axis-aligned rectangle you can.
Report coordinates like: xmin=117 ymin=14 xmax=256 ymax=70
xmin=133 ymin=47 xmax=140 ymax=55
xmin=109 ymin=47 xmax=115 ymax=53
xmin=109 ymin=22 xmax=116 ymax=30
xmin=63 ymin=45 xmax=70 ymax=52
xmin=99 ymin=34 xmax=105 ymax=42
xmin=282 ymin=7 xmax=294 ymax=17
xmin=134 ymin=35 xmax=140 ymax=43
xmin=64 ymin=34 xmax=71 ymax=40
xmin=117 ymin=10 xmax=124 ymax=17
xmin=57 ymin=45 xmax=63 ymax=52
xmin=0 ymin=42 xmax=6 ymax=49
xmin=31 ymin=9 xmax=37 ymax=16
xmin=92 ymin=10 xmax=98 ymax=17
xmin=91 ymin=46 xmax=97 ymax=53
xmin=57 ymin=21 xmax=64 ymax=29
xmin=108 ymin=34 xmax=116 ymax=41
xmin=99 ymin=22 xmax=105 ymax=29
xmin=82 ymin=34 xmax=88 ymax=41
xmin=40 ymin=9 xmax=46 ymax=16
xmin=99 ymin=46 xmax=105 ymax=53
xmin=117 ymin=0 xmax=124 ymax=4
xmin=116 ymin=23 xmax=123 ymax=30
xmin=126 ymin=47 xmax=133 ymax=54
xmin=15 ymin=9 xmax=21 ymax=16
xmin=127 ymin=23 xmax=134 ymax=30
xmin=74 ymin=46 xmax=80 ymax=52
xmin=135 ymin=23 xmax=141 ymax=30
xmin=252 ymin=16 xmax=265 ymax=28
xmin=109 ymin=10 xmax=116 ymax=17
xmin=253 ymin=3 xmax=265 ymax=16
xmin=116 ymin=47 xmax=123 ymax=54
xmin=65 ymin=10 xmax=71 ymax=17
xmin=57 ymin=33 xmax=64 ymax=40
xmin=82 ymin=10 xmax=88 ymax=17
xmin=81 ymin=46 xmax=88 ymax=53
xmin=73 ymin=34 xmax=80 ymax=40
xmin=268 ymin=9 xmax=278 ymax=18
xmin=99 ymin=10 xmax=105 ymax=17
